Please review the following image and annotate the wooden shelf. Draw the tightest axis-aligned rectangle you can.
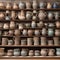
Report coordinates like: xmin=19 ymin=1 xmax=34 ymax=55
xmin=0 ymin=8 xmax=60 ymax=11
xmin=0 ymin=45 xmax=60 ymax=48
xmin=0 ymin=56 xmax=60 ymax=59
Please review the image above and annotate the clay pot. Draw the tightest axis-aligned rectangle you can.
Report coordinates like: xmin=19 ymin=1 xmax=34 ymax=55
xmin=26 ymin=1 xmax=31 ymax=9
xmin=19 ymin=1 xmax=25 ymax=9
xmin=56 ymin=21 xmax=60 ymax=28
xmin=47 ymin=3 xmax=52 ymax=9
xmin=3 ymin=31 xmax=8 ymax=36
xmin=56 ymin=48 xmax=60 ymax=56
xmin=22 ymin=29 xmax=27 ymax=36
xmin=42 ymin=28 xmax=47 ymax=36
xmin=14 ymin=37 xmax=20 ymax=45
xmin=27 ymin=38 xmax=33 ymax=45
xmin=2 ymin=38 xmax=8 ymax=45
xmin=33 ymin=37 xmax=39 ymax=45
xmin=0 ymin=12 xmax=5 ymax=20
xmin=3 ymin=23 xmax=9 ymax=29
xmin=41 ymin=37 xmax=47 ymax=45
xmin=6 ymin=3 xmax=12 ymax=9
xmin=29 ymin=50 xmax=34 ymax=56
xmin=14 ymin=49 xmax=20 ymax=56
xmin=55 ymin=29 xmax=60 ymax=36
xmin=48 ymin=12 xmax=53 ymax=20
xmin=9 ymin=30 xmax=14 ymax=36
xmin=28 ymin=30 xmax=33 ymax=36
xmin=11 ymin=11 xmax=17 ymax=20
xmin=19 ymin=24 xmax=24 ymax=30
xmin=21 ymin=48 xmax=28 ymax=56
xmin=32 ymin=0 xmax=38 ymax=9
xmin=40 ymin=48 xmax=47 ymax=56
xmin=0 ymin=23 xmax=3 ymax=29
xmin=48 ymin=40 xmax=53 ymax=46
xmin=48 ymin=49 xmax=55 ymax=56
xmin=38 ymin=10 xmax=46 ymax=20
xmin=31 ymin=21 xmax=36 ymax=28
xmin=25 ymin=23 xmax=31 ymax=28
xmin=13 ymin=3 xmax=18 ymax=9
xmin=37 ymin=21 xmax=44 ymax=28
xmin=34 ymin=50 xmax=40 ymax=56
xmin=0 ymin=2 xmax=5 ymax=9
xmin=18 ymin=10 xmax=25 ymax=20
xmin=7 ymin=49 xmax=13 ymax=56
xmin=0 ymin=48 xmax=5 ymax=56
xmin=10 ymin=21 xmax=15 ymax=29
xmin=53 ymin=37 xmax=59 ymax=45
xmin=34 ymin=30 xmax=40 ymax=36
xmin=5 ymin=15 xmax=10 ymax=20
xmin=32 ymin=15 xmax=37 ymax=20
xmin=8 ymin=40 xmax=13 ymax=45
xmin=26 ymin=11 xmax=32 ymax=20
xmin=21 ymin=39 xmax=27 ymax=45
xmin=14 ymin=29 xmax=20 ymax=36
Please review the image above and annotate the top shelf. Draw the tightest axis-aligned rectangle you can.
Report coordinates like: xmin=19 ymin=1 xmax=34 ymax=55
xmin=0 ymin=8 xmax=60 ymax=11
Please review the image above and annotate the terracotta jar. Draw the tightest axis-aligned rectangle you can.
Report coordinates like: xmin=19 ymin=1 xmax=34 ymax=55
xmin=34 ymin=50 xmax=40 ymax=56
xmin=14 ymin=49 xmax=20 ymax=56
xmin=14 ymin=29 xmax=20 ymax=36
xmin=10 ymin=21 xmax=15 ymax=29
xmin=55 ymin=29 xmax=60 ymax=36
xmin=29 ymin=50 xmax=34 ymax=56
xmin=33 ymin=37 xmax=39 ymax=45
xmin=31 ymin=21 xmax=36 ymax=28
xmin=11 ymin=11 xmax=17 ymax=20
xmin=47 ymin=3 xmax=52 ymax=9
xmin=0 ymin=48 xmax=5 ymax=56
xmin=41 ymin=37 xmax=47 ymax=45
xmin=32 ymin=0 xmax=38 ymax=9
xmin=48 ymin=49 xmax=55 ymax=56
xmin=21 ymin=39 xmax=27 ymax=45
xmin=18 ymin=10 xmax=25 ymax=20
xmin=2 ymin=38 xmax=8 ymax=45
xmin=48 ymin=12 xmax=53 ymax=20
xmin=0 ymin=23 xmax=3 ymax=29
xmin=9 ymin=30 xmax=14 ymax=36
xmin=14 ymin=37 xmax=20 ymax=45
xmin=55 ymin=21 xmax=60 ymax=28
xmin=42 ymin=28 xmax=47 ymax=36
xmin=48 ymin=28 xmax=54 ymax=36
xmin=38 ymin=10 xmax=46 ymax=20
xmin=0 ymin=12 xmax=5 ymax=20
xmin=28 ymin=30 xmax=33 ymax=36
xmin=34 ymin=30 xmax=40 ymax=36
xmin=0 ymin=2 xmax=5 ymax=9
xmin=19 ymin=24 xmax=24 ymax=30
xmin=8 ymin=40 xmax=13 ymax=45
xmin=21 ymin=48 xmax=28 ymax=56
xmin=53 ymin=37 xmax=59 ymax=45
xmin=19 ymin=1 xmax=25 ymax=9
xmin=3 ymin=23 xmax=9 ymax=29
xmin=22 ymin=29 xmax=27 ymax=36
xmin=6 ymin=3 xmax=12 ymax=9
xmin=7 ymin=49 xmax=13 ymax=56
xmin=40 ymin=48 xmax=47 ymax=56
xmin=37 ymin=21 xmax=44 ymax=28
xmin=13 ymin=3 xmax=18 ymax=9
xmin=48 ymin=40 xmax=53 ymax=46
xmin=26 ymin=1 xmax=31 ymax=9
xmin=27 ymin=38 xmax=33 ymax=45
xmin=26 ymin=11 xmax=32 ymax=20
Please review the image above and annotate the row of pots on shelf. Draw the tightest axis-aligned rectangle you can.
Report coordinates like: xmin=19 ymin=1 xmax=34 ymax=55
xmin=0 ymin=21 xmax=60 ymax=29
xmin=0 ymin=28 xmax=60 ymax=36
xmin=0 ymin=1 xmax=59 ymax=9
xmin=0 ymin=37 xmax=60 ymax=46
xmin=0 ymin=48 xmax=60 ymax=56
xmin=0 ymin=10 xmax=60 ymax=20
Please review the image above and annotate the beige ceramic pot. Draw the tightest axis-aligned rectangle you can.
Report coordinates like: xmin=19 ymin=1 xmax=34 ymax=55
xmin=56 ymin=21 xmax=60 ymax=28
xmin=28 ymin=30 xmax=33 ymax=36
xmin=47 ymin=3 xmax=52 ymax=9
xmin=9 ymin=30 xmax=14 ymax=36
xmin=13 ymin=3 xmax=18 ymax=9
xmin=29 ymin=50 xmax=34 ymax=56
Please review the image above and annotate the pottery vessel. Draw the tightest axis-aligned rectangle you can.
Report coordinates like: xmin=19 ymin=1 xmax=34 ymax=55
xmin=47 ymin=3 xmax=52 ymax=9
xmin=29 ymin=50 xmax=34 ymax=56
xmin=13 ymin=3 xmax=18 ymax=9
xmin=28 ymin=30 xmax=33 ymax=36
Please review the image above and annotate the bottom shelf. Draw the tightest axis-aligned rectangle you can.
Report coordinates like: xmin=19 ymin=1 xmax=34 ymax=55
xmin=0 ymin=56 xmax=60 ymax=59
